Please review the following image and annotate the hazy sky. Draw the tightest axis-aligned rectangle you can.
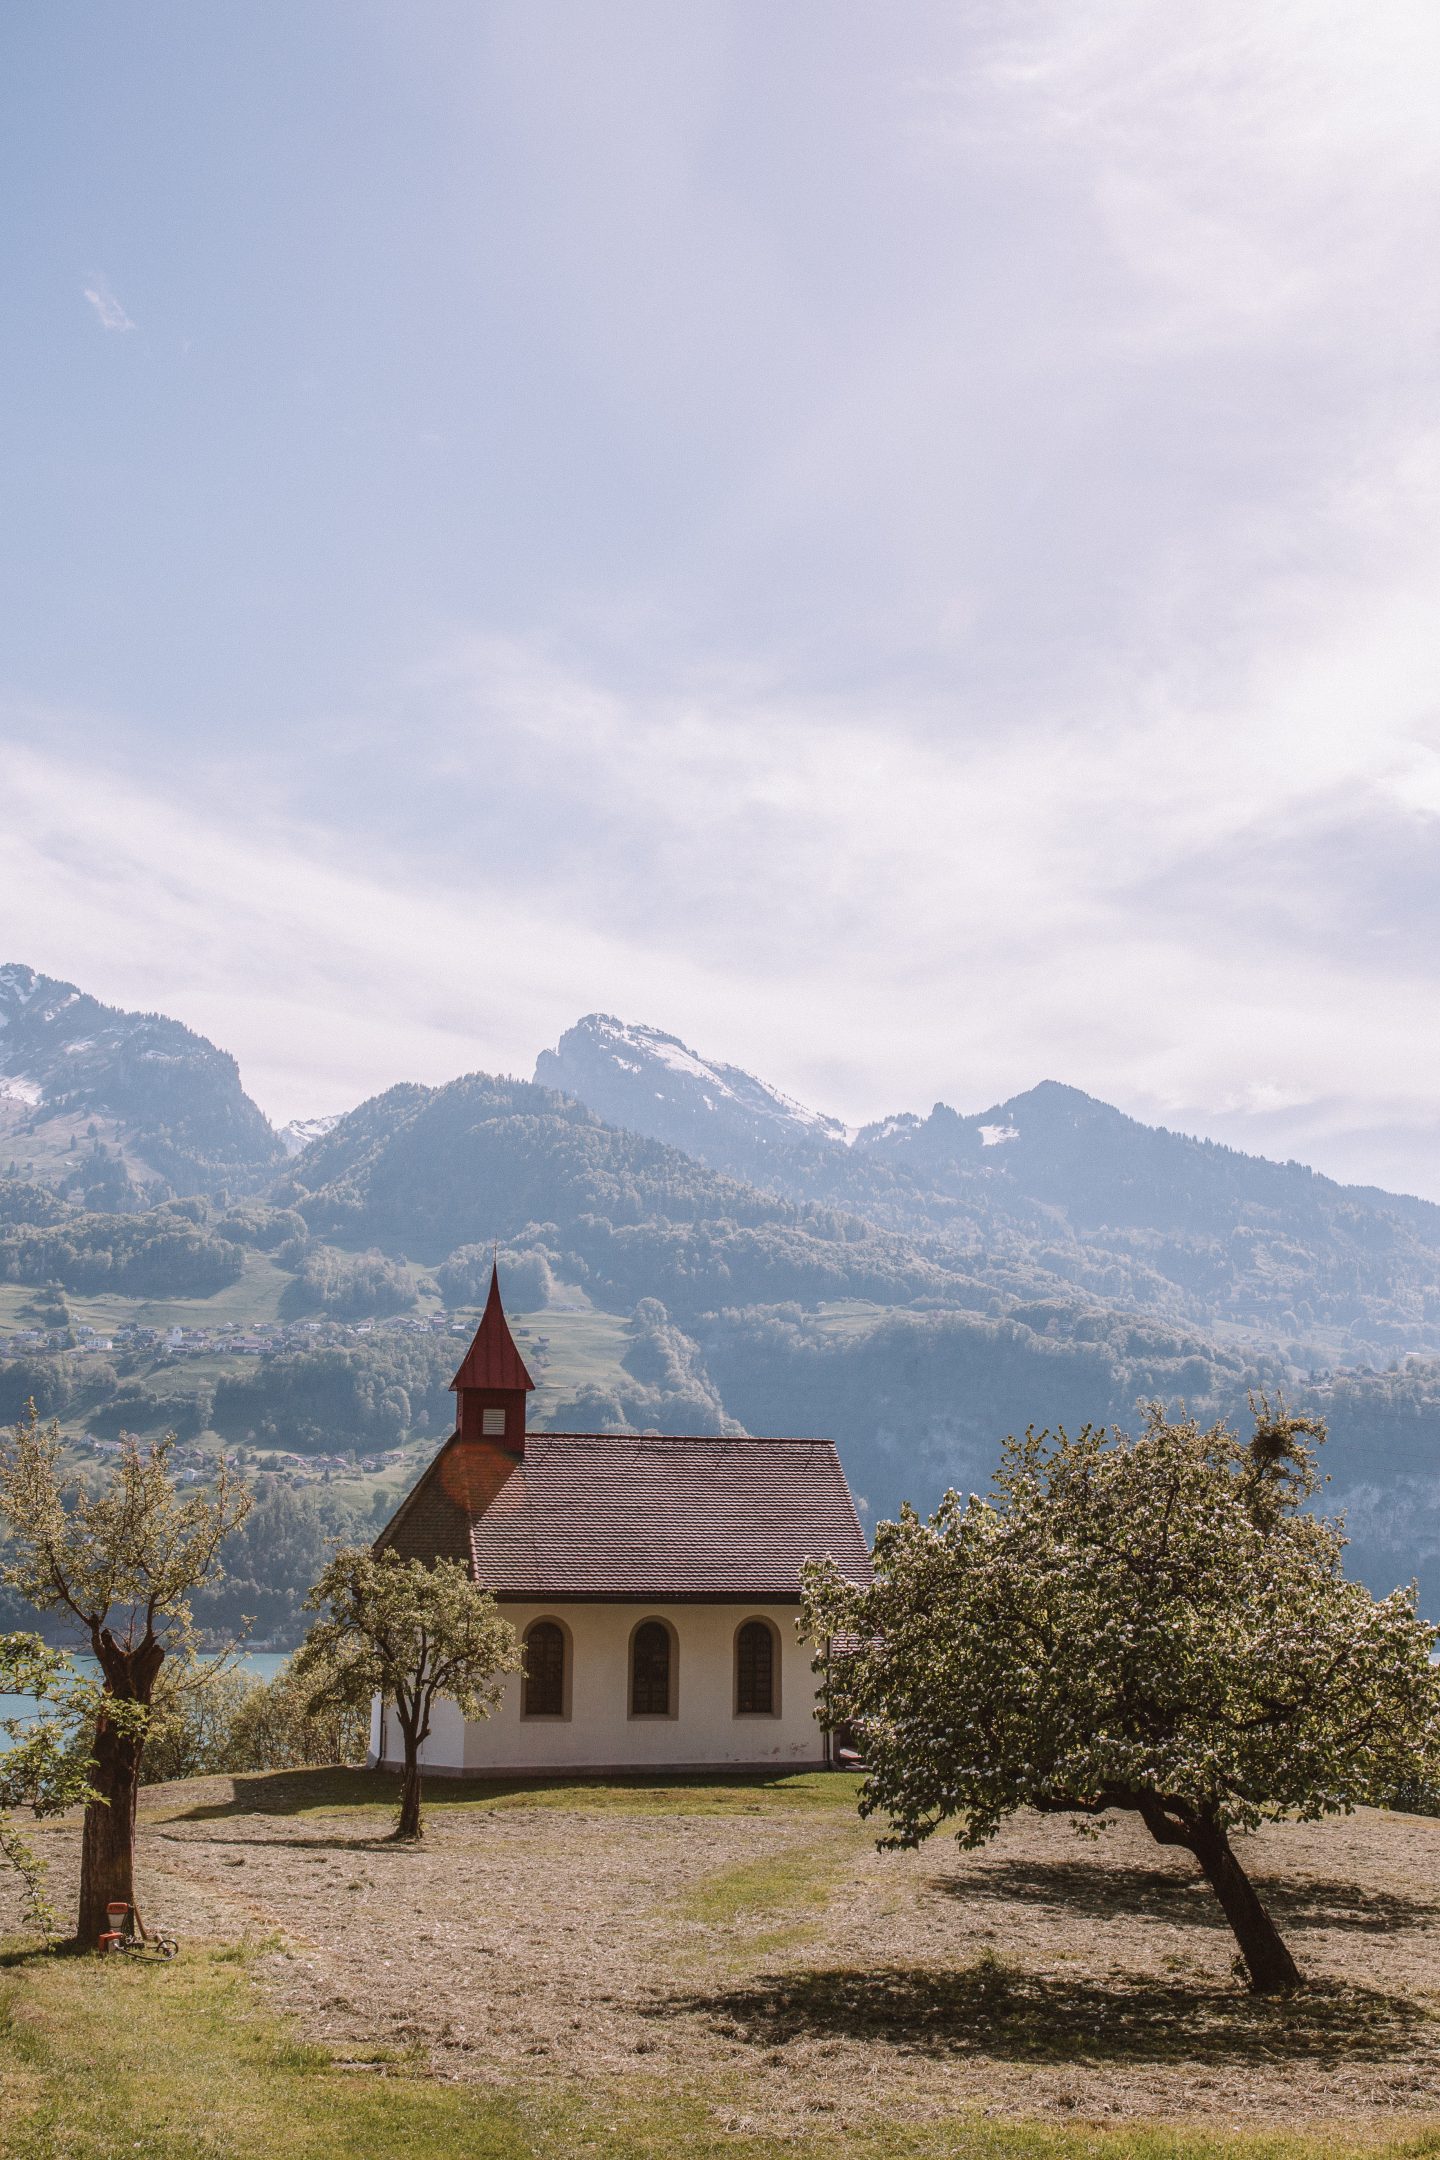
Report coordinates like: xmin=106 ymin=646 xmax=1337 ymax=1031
xmin=3 ymin=4 xmax=1439 ymax=1192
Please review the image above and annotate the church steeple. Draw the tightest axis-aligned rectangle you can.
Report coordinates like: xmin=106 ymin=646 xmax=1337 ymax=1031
xmin=450 ymin=1263 xmax=534 ymax=1455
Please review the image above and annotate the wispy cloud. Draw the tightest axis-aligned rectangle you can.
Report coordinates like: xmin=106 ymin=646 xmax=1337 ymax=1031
xmin=393 ymin=536 xmax=1440 ymax=1200
xmin=7 ymin=6 xmax=1440 ymax=1199
xmin=7 ymin=415 xmax=1440 ymax=1195
xmin=0 ymin=733 xmax=717 ymax=1131
xmin=82 ymin=275 xmax=134 ymax=333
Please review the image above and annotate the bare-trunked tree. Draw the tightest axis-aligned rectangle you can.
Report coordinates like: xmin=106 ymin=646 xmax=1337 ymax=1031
xmin=0 ymin=1409 xmax=249 ymax=1946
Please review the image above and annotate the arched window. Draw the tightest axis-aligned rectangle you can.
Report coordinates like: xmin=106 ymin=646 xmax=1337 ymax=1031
xmin=630 ymin=1619 xmax=672 ymax=1717
xmin=735 ymin=1619 xmax=777 ymax=1715
xmin=523 ymin=1620 xmax=566 ymax=1718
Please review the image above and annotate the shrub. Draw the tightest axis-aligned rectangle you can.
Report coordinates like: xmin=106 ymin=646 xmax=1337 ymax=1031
xmin=279 ymin=1245 xmax=417 ymax=1320
xmin=438 ymin=1243 xmax=554 ymax=1310
xmin=142 ymin=1652 xmax=370 ymax=1782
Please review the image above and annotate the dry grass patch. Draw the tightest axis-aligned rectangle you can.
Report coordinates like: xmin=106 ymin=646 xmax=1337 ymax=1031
xmin=4 ymin=1940 xmax=1440 ymax=2160
xmin=6 ymin=1773 xmax=1440 ymax=2141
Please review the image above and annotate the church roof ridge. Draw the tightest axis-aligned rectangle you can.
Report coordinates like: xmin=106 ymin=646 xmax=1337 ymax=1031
xmin=527 ymin=1431 xmax=835 ymax=1444
xmin=377 ymin=1423 xmax=871 ymax=1599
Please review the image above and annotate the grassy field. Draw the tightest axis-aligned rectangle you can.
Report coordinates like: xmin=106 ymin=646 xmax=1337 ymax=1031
xmin=5 ymin=1939 xmax=1440 ymax=2160
xmin=5 ymin=1773 xmax=1440 ymax=2159
xmin=0 ymin=1249 xmax=297 ymax=1338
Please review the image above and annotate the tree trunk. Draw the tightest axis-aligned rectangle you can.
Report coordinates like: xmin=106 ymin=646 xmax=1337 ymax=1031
xmin=75 ymin=1628 xmax=164 ymax=1948
xmin=394 ymin=1722 xmax=424 ymax=1840
xmin=76 ymin=1713 xmax=144 ymax=1947
xmin=1189 ymin=1817 xmax=1301 ymax=1995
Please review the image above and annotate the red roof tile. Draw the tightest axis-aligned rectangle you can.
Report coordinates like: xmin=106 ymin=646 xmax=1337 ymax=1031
xmin=378 ymin=1431 xmax=871 ymax=1600
xmin=450 ymin=1265 xmax=535 ymax=1394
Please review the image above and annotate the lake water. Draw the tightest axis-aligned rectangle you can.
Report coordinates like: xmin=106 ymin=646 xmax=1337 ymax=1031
xmin=0 ymin=1650 xmax=290 ymax=1752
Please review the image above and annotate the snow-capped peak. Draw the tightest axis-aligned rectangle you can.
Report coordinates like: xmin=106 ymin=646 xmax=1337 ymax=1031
xmin=616 ymin=1021 xmax=843 ymax=1136
xmin=535 ymin=1014 xmax=853 ymax=1167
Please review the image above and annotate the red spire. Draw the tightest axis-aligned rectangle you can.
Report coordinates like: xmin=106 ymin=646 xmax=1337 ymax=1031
xmin=450 ymin=1264 xmax=535 ymax=1395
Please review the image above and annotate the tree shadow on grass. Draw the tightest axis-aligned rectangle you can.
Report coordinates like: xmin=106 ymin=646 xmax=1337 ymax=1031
xmin=663 ymin=1959 xmax=1434 ymax=2067
xmin=157 ymin=1768 xmax=391 ymax=1820
xmin=935 ymin=1858 xmax=1440 ymax=1936
xmin=0 ymin=1940 xmax=82 ymax=1969
xmin=161 ymin=1767 xmax=533 ymax=1823
xmin=149 ymin=1826 xmax=407 ymax=1855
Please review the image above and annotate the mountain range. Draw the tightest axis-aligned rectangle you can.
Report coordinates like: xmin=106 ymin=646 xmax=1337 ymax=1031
xmin=5 ymin=966 xmax=1440 ymax=1610
xmin=534 ymin=1014 xmax=856 ymax=1161
xmin=538 ymin=1014 xmax=1440 ymax=1363
xmin=10 ymin=967 xmax=1440 ymax=1376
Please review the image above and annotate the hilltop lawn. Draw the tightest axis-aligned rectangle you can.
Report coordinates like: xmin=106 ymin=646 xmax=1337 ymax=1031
xmin=4 ymin=1774 xmax=1440 ymax=2158
xmin=4 ymin=1941 xmax=1438 ymax=2160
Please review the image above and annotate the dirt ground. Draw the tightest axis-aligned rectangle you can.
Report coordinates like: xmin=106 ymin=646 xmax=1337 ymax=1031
xmin=8 ymin=1774 xmax=1440 ymax=2131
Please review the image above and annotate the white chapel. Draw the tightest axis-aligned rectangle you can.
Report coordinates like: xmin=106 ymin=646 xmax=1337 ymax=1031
xmin=368 ymin=1267 xmax=871 ymax=1776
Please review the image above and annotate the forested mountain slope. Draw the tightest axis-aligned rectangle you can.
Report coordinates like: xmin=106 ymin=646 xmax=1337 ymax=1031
xmin=0 ymin=964 xmax=283 ymax=1201
xmin=694 ymin=1303 xmax=1440 ymax=1611
xmin=5 ymin=974 xmax=1440 ymax=1626
xmin=275 ymin=1072 xmax=961 ymax=1317
xmin=285 ymin=1070 xmax=1434 ymax=1589
xmin=539 ymin=1016 xmax=1440 ymax=1360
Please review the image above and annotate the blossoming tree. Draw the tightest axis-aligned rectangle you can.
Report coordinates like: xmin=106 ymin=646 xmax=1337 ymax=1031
xmin=802 ymin=1404 xmax=1440 ymax=1993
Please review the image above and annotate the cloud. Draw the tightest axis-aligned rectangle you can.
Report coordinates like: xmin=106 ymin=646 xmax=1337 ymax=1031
xmin=8 ymin=400 xmax=1440 ymax=1196
xmin=82 ymin=275 xmax=135 ymax=333
xmin=398 ymin=556 xmax=1440 ymax=1179
xmin=0 ymin=733 xmax=731 ymax=1129
xmin=946 ymin=1 xmax=1440 ymax=355
xmin=8 ymin=6 xmax=1440 ymax=1199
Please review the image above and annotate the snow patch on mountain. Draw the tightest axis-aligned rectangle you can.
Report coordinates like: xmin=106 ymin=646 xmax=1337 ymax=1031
xmin=853 ymin=1113 xmax=923 ymax=1147
xmin=0 ymin=964 xmax=39 ymax=1012
xmin=280 ymin=1113 xmax=344 ymax=1157
xmin=533 ymin=1015 xmax=870 ymax=1182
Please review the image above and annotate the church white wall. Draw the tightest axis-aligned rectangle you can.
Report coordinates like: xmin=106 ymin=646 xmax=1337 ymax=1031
xmin=372 ymin=1600 xmax=828 ymax=1775
xmin=369 ymin=1688 xmax=470 ymax=1771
